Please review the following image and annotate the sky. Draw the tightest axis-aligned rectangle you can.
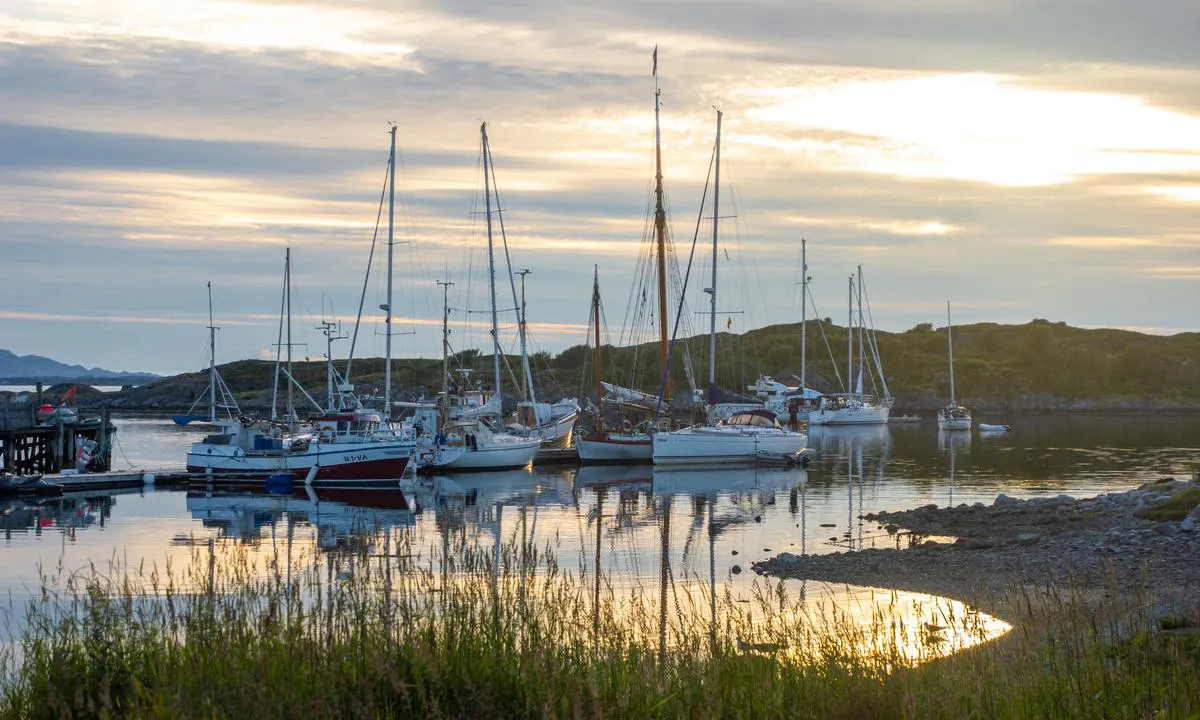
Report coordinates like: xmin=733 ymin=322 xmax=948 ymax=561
xmin=1 ymin=0 xmax=1198 ymax=377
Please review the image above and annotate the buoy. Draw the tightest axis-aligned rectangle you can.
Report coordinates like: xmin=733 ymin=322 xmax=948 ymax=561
xmin=142 ymin=473 xmax=156 ymax=485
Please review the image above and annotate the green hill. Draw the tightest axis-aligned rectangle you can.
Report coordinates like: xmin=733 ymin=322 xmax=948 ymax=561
xmin=101 ymin=319 xmax=1200 ymax=414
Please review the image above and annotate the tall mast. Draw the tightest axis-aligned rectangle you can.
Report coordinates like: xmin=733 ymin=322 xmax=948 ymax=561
xmin=800 ymin=239 xmax=808 ymax=390
xmin=271 ymin=253 xmax=286 ymax=421
xmin=857 ymin=266 xmax=865 ymax=397
xmin=482 ymin=123 xmax=502 ymax=396
xmin=707 ymin=109 xmax=723 ymax=391
xmin=947 ymin=300 xmax=956 ymax=405
xmin=384 ymin=123 xmax=396 ymax=419
xmin=285 ymin=247 xmax=294 ymax=423
xmin=205 ymin=278 xmax=217 ymax=424
xmin=516 ymin=268 xmax=534 ymax=402
xmin=438 ymin=278 xmax=454 ymax=426
xmin=653 ymin=56 xmax=671 ymax=408
xmin=591 ymin=265 xmax=604 ymax=434
xmin=846 ymin=274 xmax=853 ymax=399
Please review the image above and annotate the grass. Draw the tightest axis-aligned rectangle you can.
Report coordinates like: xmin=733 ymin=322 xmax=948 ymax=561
xmin=1 ymin=532 xmax=1198 ymax=719
xmin=1136 ymin=487 xmax=1200 ymax=522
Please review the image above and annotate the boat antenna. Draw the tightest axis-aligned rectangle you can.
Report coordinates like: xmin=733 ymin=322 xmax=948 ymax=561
xmin=438 ymin=277 xmax=454 ymax=427
xmin=206 ymin=279 xmax=218 ymax=427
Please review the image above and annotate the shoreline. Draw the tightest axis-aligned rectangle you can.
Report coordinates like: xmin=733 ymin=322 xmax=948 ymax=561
xmin=754 ymin=478 xmax=1200 ymax=630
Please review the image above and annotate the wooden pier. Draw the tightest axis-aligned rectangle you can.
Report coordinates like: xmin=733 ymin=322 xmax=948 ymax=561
xmin=0 ymin=398 xmax=116 ymax=475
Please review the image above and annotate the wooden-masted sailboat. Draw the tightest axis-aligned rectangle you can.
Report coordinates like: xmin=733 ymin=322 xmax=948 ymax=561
xmin=577 ymin=49 xmax=675 ymax=463
xmin=576 ymin=267 xmax=654 ymax=462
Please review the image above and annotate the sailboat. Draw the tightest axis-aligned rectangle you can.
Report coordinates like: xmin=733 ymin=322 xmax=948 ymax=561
xmin=420 ymin=123 xmax=541 ymax=472
xmin=651 ymin=110 xmax=808 ymax=465
xmin=577 ymin=267 xmax=653 ymax=463
xmin=185 ymin=128 xmax=416 ymax=482
xmin=747 ymin=238 xmax=823 ymax=424
xmin=507 ymin=270 xmax=581 ymax=447
xmin=585 ymin=50 xmax=677 ymax=434
xmin=808 ymin=266 xmax=891 ymax=426
xmin=172 ymin=282 xmax=241 ymax=426
xmin=937 ymin=301 xmax=972 ymax=431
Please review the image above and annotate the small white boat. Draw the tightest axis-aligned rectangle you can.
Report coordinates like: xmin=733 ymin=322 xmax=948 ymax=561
xmin=809 ymin=394 xmax=891 ymax=425
xmin=652 ymin=409 xmax=808 ymax=465
xmin=509 ymin=398 xmax=580 ymax=448
xmin=977 ymin=423 xmax=1013 ymax=433
xmin=420 ymin=419 xmax=540 ymax=472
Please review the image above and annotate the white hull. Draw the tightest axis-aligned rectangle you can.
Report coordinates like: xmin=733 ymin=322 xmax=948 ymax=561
xmin=652 ymin=426 xmax=807 ymax=465
xmin=808 ymin=403 xmax=889 ymax=426
xmin=978 ymin=423 xmax=1013 ymax=433
xmin=510 ymin=402 xmax=580 ymax=448
xmin=937 ymin=416 xmax=972 ymax=431
xmin=425 ymin=437 xmax=540 ymax=471
xmin=576 ymin=433 xmax=653 ymax=463
xmin=534 ymin=409 xmax=579 ymax=448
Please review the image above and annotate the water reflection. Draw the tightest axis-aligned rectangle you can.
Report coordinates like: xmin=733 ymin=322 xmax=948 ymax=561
xmin=184 ymin=485 xmax=414 ymax=552
xmin=2 ymin=490 xmax=124 ymax=540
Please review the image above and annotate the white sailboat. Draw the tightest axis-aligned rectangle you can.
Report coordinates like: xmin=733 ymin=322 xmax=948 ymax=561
xmin=420 ymin=123 xmax=540 ymax=472
xmin=507 ymin=268 xmax=580 ymax=447
xmin=172 ymin=282 xmax=241 ymax=426
xmin=748 ymin=238 xmax=823 ymax=425
xmin=652 ymin=109 xmax=808 ymax=465
xmin=937 ymin=301 xmax=972 ymax=431
xmin=808 ymin=266 xmax=891 ymax=426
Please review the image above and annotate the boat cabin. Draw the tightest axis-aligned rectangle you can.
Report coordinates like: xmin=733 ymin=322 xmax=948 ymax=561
xmin=316 ymin=411 xmax=383 ymax=442
xmin=723 ymin=409 xmax=783 ymax=429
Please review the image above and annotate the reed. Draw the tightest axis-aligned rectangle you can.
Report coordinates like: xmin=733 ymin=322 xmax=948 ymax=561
xmin=1 ymin=530 xmax=1197 ymax=719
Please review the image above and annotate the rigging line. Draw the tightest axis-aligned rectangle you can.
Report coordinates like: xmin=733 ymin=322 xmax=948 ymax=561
xmin=655 ymin=144 xmax=717 ymax=418
xmin=346 ymin=150 xmax=393 ymax=383
xmin=858 ymin=268 xmax=891 ymax=401
xmin=807 ymin=285 xmax=845 ymax=392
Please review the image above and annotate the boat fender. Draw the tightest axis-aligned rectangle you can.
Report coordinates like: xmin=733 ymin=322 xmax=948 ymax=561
xmin=622 ymin=420 xmax=632 ymax=433
xmin=304 ymin=465 xmax=319 ymax=486
xmin=143 ymin=473 xmax=156 ymax=485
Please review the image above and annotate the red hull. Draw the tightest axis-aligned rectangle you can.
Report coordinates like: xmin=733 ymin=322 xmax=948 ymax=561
xmin=185 ymin=455 xmax=409 ymax=482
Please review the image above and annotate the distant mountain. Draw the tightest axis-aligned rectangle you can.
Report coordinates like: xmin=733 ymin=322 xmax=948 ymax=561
xmin=0 ymin=349 xmax=160 ymax=381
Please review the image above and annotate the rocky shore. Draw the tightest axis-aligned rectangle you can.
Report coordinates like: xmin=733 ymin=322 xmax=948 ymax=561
xmin=754 ymin=478 xmax=1200 ymax=624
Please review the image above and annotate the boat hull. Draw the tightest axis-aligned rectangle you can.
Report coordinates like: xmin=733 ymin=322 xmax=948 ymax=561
xmin=937 ymin=417 xmax=972 ymax=431
xmin=186 ymin=440 xmax=414 ymax=482
xmin=651 ymin=427 xmax=808 ymax=465
xmin=576 ymin=433 xmax=653 ymax=464
xmin=808 ymin=404 xmax=890 ymax=426
xmin=425 ymin=439 xmax=541 ymax=471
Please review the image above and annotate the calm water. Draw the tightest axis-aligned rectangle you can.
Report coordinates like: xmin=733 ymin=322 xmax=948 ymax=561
xmin=2 ymin=414 xmax=1196 ymax=654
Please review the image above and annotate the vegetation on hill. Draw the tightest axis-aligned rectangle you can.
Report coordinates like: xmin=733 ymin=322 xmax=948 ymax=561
xmin=98 ymin=320 xmax=1200 ymax=413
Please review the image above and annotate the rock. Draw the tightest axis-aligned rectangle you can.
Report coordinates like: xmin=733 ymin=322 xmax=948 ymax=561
xmin=1180 ymin=517 xmax=1195 ymax=532
xmin=731 ymin=565 xmax=742 ymax=575
xmin=994 ymin=493 xmax=1020 ymax=506
xmin=731 ymin=550 xmax=739 ymax=556
xmin=1016 ymin=532 xmax=1041 ymax=544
